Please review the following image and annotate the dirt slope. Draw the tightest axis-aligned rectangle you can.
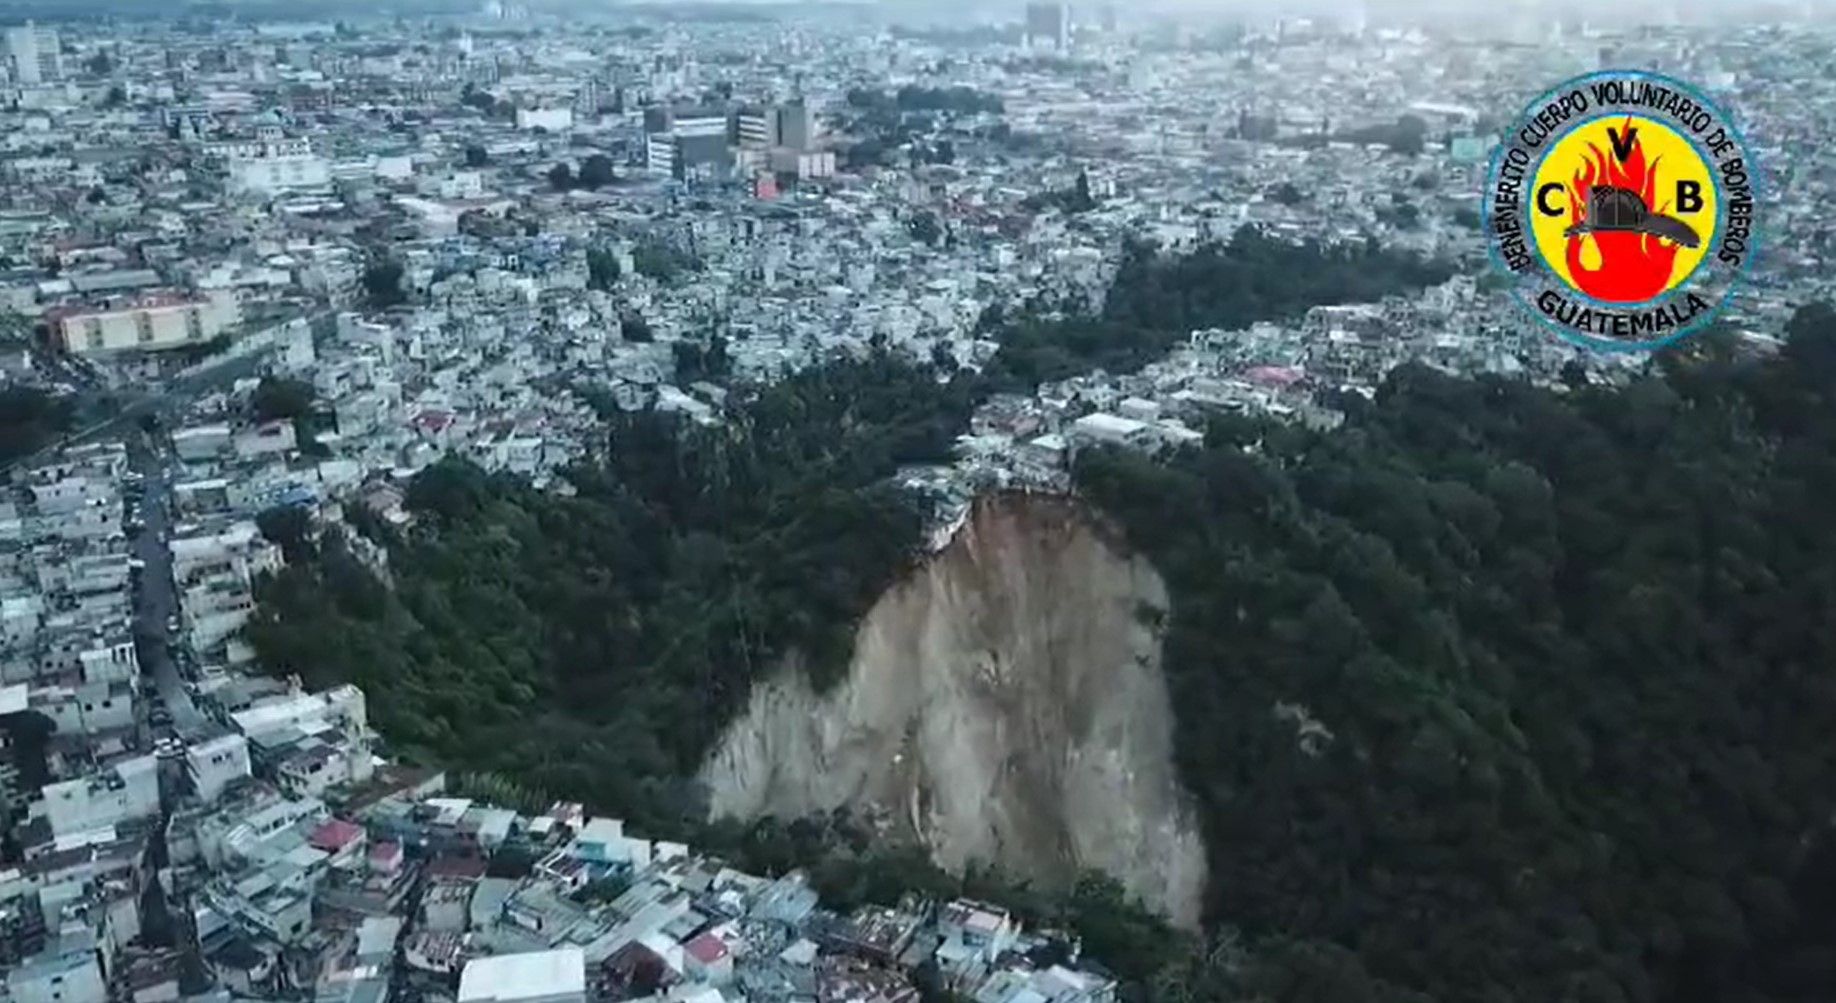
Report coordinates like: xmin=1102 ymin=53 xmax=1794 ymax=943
xmin=701 ymin=493 xmax=1207 ymax=928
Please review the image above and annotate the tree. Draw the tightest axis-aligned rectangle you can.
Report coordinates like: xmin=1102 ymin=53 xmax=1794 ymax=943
xmin=463 ymin=144 xmax=489 ymax=167
xmin=103 ymin=85 xmax=126 ymax=108
xmin=620 ymin=309 xmax=653 ymax=343
xmin=1268 ymin=181 xmax=1304 ymax=206
xmin=632 ymin=240 xmax=696 ymax=283
xmin=461 ymin=85 xmax=494 ymax=112
xmin=256 ymin=504 xmax=315 ymax=564
xmin=587 ymin=249 xmax=621 ymax=292
xmin=252 ymin=376 xmax=315 ymax=422
xmin=547 ymin=162 xmax=575 ymax=191
xmin=909 ymin=210 xmax=943 ymax=246
xmin=577 ymin=154 xmax=617 ymax=189
xmin=84 ymin=50 xmax=111 ymax=76
xmin=672 ymin=334 xmax=730 ymax=385
xmin=0 ymin=388 xmax=74 ymax=465
xmin=362 ymin=258 xmax=407 ymax=310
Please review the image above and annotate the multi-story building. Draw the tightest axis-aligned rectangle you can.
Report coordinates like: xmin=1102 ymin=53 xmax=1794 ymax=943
xmin=7 ymin=943 xmax=106 ymax=1003
xmin=643 ymin=106 xmax=730 ymax=179
xmin=4 ymin=23 xmax=61 ymax=85
xmin=37 ymin=755 xmax=160 ymax=839
xmin=51 ymin=294 xmax=238 ymax=357
xmin=515 ymin=107 xmax=573 ymax=132
xmin=185 ymin=735 xmax=253 ymax=805
xmin=228 ymin=154 xmax=332 ymax=194
xmin=1024 ymin=2 xmax=1071 ymax=50
xmin=735 ymin=106 xmax=771 ymax=148
xmin=775 ymin=99 xmax=816 ymax=152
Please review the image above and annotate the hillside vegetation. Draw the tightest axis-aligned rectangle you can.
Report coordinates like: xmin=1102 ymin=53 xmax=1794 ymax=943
xmin=249 ymin=355 xmax=981 ymax=828
xmin=1074 ymin=308 xmax=1836 ymax=1002
xmin=988 ymin=226 xmax=1454 ymax=388
xmin=258 ymin=233 xmax=1836 ymax=1003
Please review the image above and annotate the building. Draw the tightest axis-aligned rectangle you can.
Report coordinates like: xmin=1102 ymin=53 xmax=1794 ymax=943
xmin=38 ymin=755 xmax=159 ymax=838
xmin=186 ymin=735 xmax=252 ymax=804
xmin=4 ymin=23 xmax=61 ymax=85
xmin=735 ymin=107 xmax=771 ymax=148
xmin=515 ymin=107 xmax=574 ymax=132
xmin=768 ymin=148 xmax=835 ymax=181
xmin=229 ymin=154 xmax=332 ymax=195
xmin=7 ymin=942 xmax=106 ymax=1003
xmin=775 ymin=99 xmax=816 ymax=152
xmin=52 ymin=294 xmax=238 ymax=356
xmin=1025 ymin=2 xmax=1071 ymax=51
xmin=643 ymin=107 xmax=730 ymax=178
xmin=457 ymin=947 xmax=586 ymax=1003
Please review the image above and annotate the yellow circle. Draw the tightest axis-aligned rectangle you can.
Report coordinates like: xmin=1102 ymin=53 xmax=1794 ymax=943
xmin=1529 ymin=115 xmax=1716 ymax=305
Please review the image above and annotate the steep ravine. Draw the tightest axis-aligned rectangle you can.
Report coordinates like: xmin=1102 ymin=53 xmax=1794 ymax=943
xmin=700 ymin=493 xmax=1208 ymax=929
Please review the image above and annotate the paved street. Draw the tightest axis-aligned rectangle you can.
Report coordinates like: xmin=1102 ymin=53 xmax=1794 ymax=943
xmin=129 ymin=429 xmax=207 ymax=738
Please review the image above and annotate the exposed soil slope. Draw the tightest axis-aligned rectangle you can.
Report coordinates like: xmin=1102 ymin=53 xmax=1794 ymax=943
xmin=702 ymin=493 xmax=1206 ymax=928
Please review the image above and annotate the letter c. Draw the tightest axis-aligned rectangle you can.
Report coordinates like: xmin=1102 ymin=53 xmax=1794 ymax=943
xmin=1536 ymin=183 xmax=1566 ymax=217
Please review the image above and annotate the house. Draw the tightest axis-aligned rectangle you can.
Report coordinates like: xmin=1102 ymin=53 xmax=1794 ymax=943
xmin=307 ymin=818 xmax=366 ymax=866
xmin=421 ymin=877 xmax=473 ymax=932
xmin=7 ymin=940 xmax=108 ymax=1003
xmin=456 ymin=947 xmax=587 ymax=1003
xmin=683 ymin=931 xmax=733 ymax=985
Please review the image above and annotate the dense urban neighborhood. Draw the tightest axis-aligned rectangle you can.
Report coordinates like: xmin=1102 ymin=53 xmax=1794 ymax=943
xmin=1 ymin=2 xmax=1835 ymax=1003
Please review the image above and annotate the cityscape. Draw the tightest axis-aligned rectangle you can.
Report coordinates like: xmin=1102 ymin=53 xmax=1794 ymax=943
xmin=0 ymin=3 xmax=1833 ymax=1003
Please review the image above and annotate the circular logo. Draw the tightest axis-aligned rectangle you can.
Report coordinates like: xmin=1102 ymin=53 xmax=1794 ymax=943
xmin=1484 ymin=71 xmax=1758 ymax=352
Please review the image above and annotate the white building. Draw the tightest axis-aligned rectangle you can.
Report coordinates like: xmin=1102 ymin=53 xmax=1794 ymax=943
xmin=1069 ymin=412 xmax=1153 ymax=448
xmin=457 ymin=948 xmax=586 ymax=1003
xmin=186 ymin=734 xmax=252 ymax=804
xmin=515 ymin=107 xmax=574 ymax=132
xmin=229 ymin=154 xmax=332 ymax=194
xmin=4 ymin=23 xmax=62 ymax=85
xmin=38 ymin=755 xmax=160 ymax=838
xmin=768 ymin=148 xmax=835 ymax=180
xmin=230 ymin=684 xmax=367 ymax=735
xmin=8 ymin=946 xmax=106 ymax=1003
xmin=170 ymin=521 xmax=282 ymax=589
xmin=53 ymin=294 xmax=238 ymax=356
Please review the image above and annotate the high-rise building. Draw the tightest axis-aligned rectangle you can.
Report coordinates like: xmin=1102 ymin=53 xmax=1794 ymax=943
xmin=4 ymin=22 xmax=62 ymax=85
xmin=774 ymin=99 xmax=816 ymax=152
xmin=643 ymin=106 xmax=733 ymax=179
xmin=1024 ymin=3 xmax=1071 ymax=51
xmin=736 ymin=106 xmax=772 ymax=148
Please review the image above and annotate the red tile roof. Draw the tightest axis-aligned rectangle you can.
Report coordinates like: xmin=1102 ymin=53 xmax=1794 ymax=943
xmin=309 ymin=818 xmax=365 ymax=852
xmin=685 ymin=933 xmax=729 ymax=965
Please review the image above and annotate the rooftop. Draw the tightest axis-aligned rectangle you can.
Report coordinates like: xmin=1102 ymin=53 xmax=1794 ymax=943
xmin=457 ymin=947 xmax=585 ymax=1003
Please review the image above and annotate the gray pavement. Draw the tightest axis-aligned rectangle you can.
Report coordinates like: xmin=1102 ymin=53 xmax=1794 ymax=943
xmin=129 ymin=431 xmax=208 ymax=737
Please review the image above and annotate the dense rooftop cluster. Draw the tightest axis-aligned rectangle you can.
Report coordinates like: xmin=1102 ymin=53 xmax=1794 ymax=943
xmin=0 ymin=3 xmax=1833 ymax=1003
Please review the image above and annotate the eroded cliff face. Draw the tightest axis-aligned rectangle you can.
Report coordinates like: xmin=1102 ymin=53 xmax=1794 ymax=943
xmin=701 ymin=493 xmax=1207 ymax=929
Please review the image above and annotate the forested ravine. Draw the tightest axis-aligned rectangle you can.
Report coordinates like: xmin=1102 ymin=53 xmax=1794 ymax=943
xmin=1066 ymin=307 xmax=1836 ymax=1002
xmin=245 ymin=241 xmax=1836 ymax=1001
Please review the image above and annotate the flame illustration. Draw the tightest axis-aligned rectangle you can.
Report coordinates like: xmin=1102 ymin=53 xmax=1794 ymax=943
xmin=1564 ymin=118 xmax=1682 ymax=304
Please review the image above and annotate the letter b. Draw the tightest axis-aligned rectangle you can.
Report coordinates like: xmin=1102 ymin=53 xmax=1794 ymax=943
xmin=1676 ymin=179 xmax=1704 ymax=213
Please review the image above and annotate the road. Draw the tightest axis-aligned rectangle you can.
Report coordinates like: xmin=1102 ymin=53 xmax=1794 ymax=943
xmin=3 ymin=310 xmax=326 ymax=475
xmin=130 ymin=430 xmax=208 ymax=738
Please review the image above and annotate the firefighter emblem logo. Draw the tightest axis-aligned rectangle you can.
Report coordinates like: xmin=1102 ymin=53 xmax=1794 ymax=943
xmin=1485 ymin=71 xmax=1757 ymax=351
